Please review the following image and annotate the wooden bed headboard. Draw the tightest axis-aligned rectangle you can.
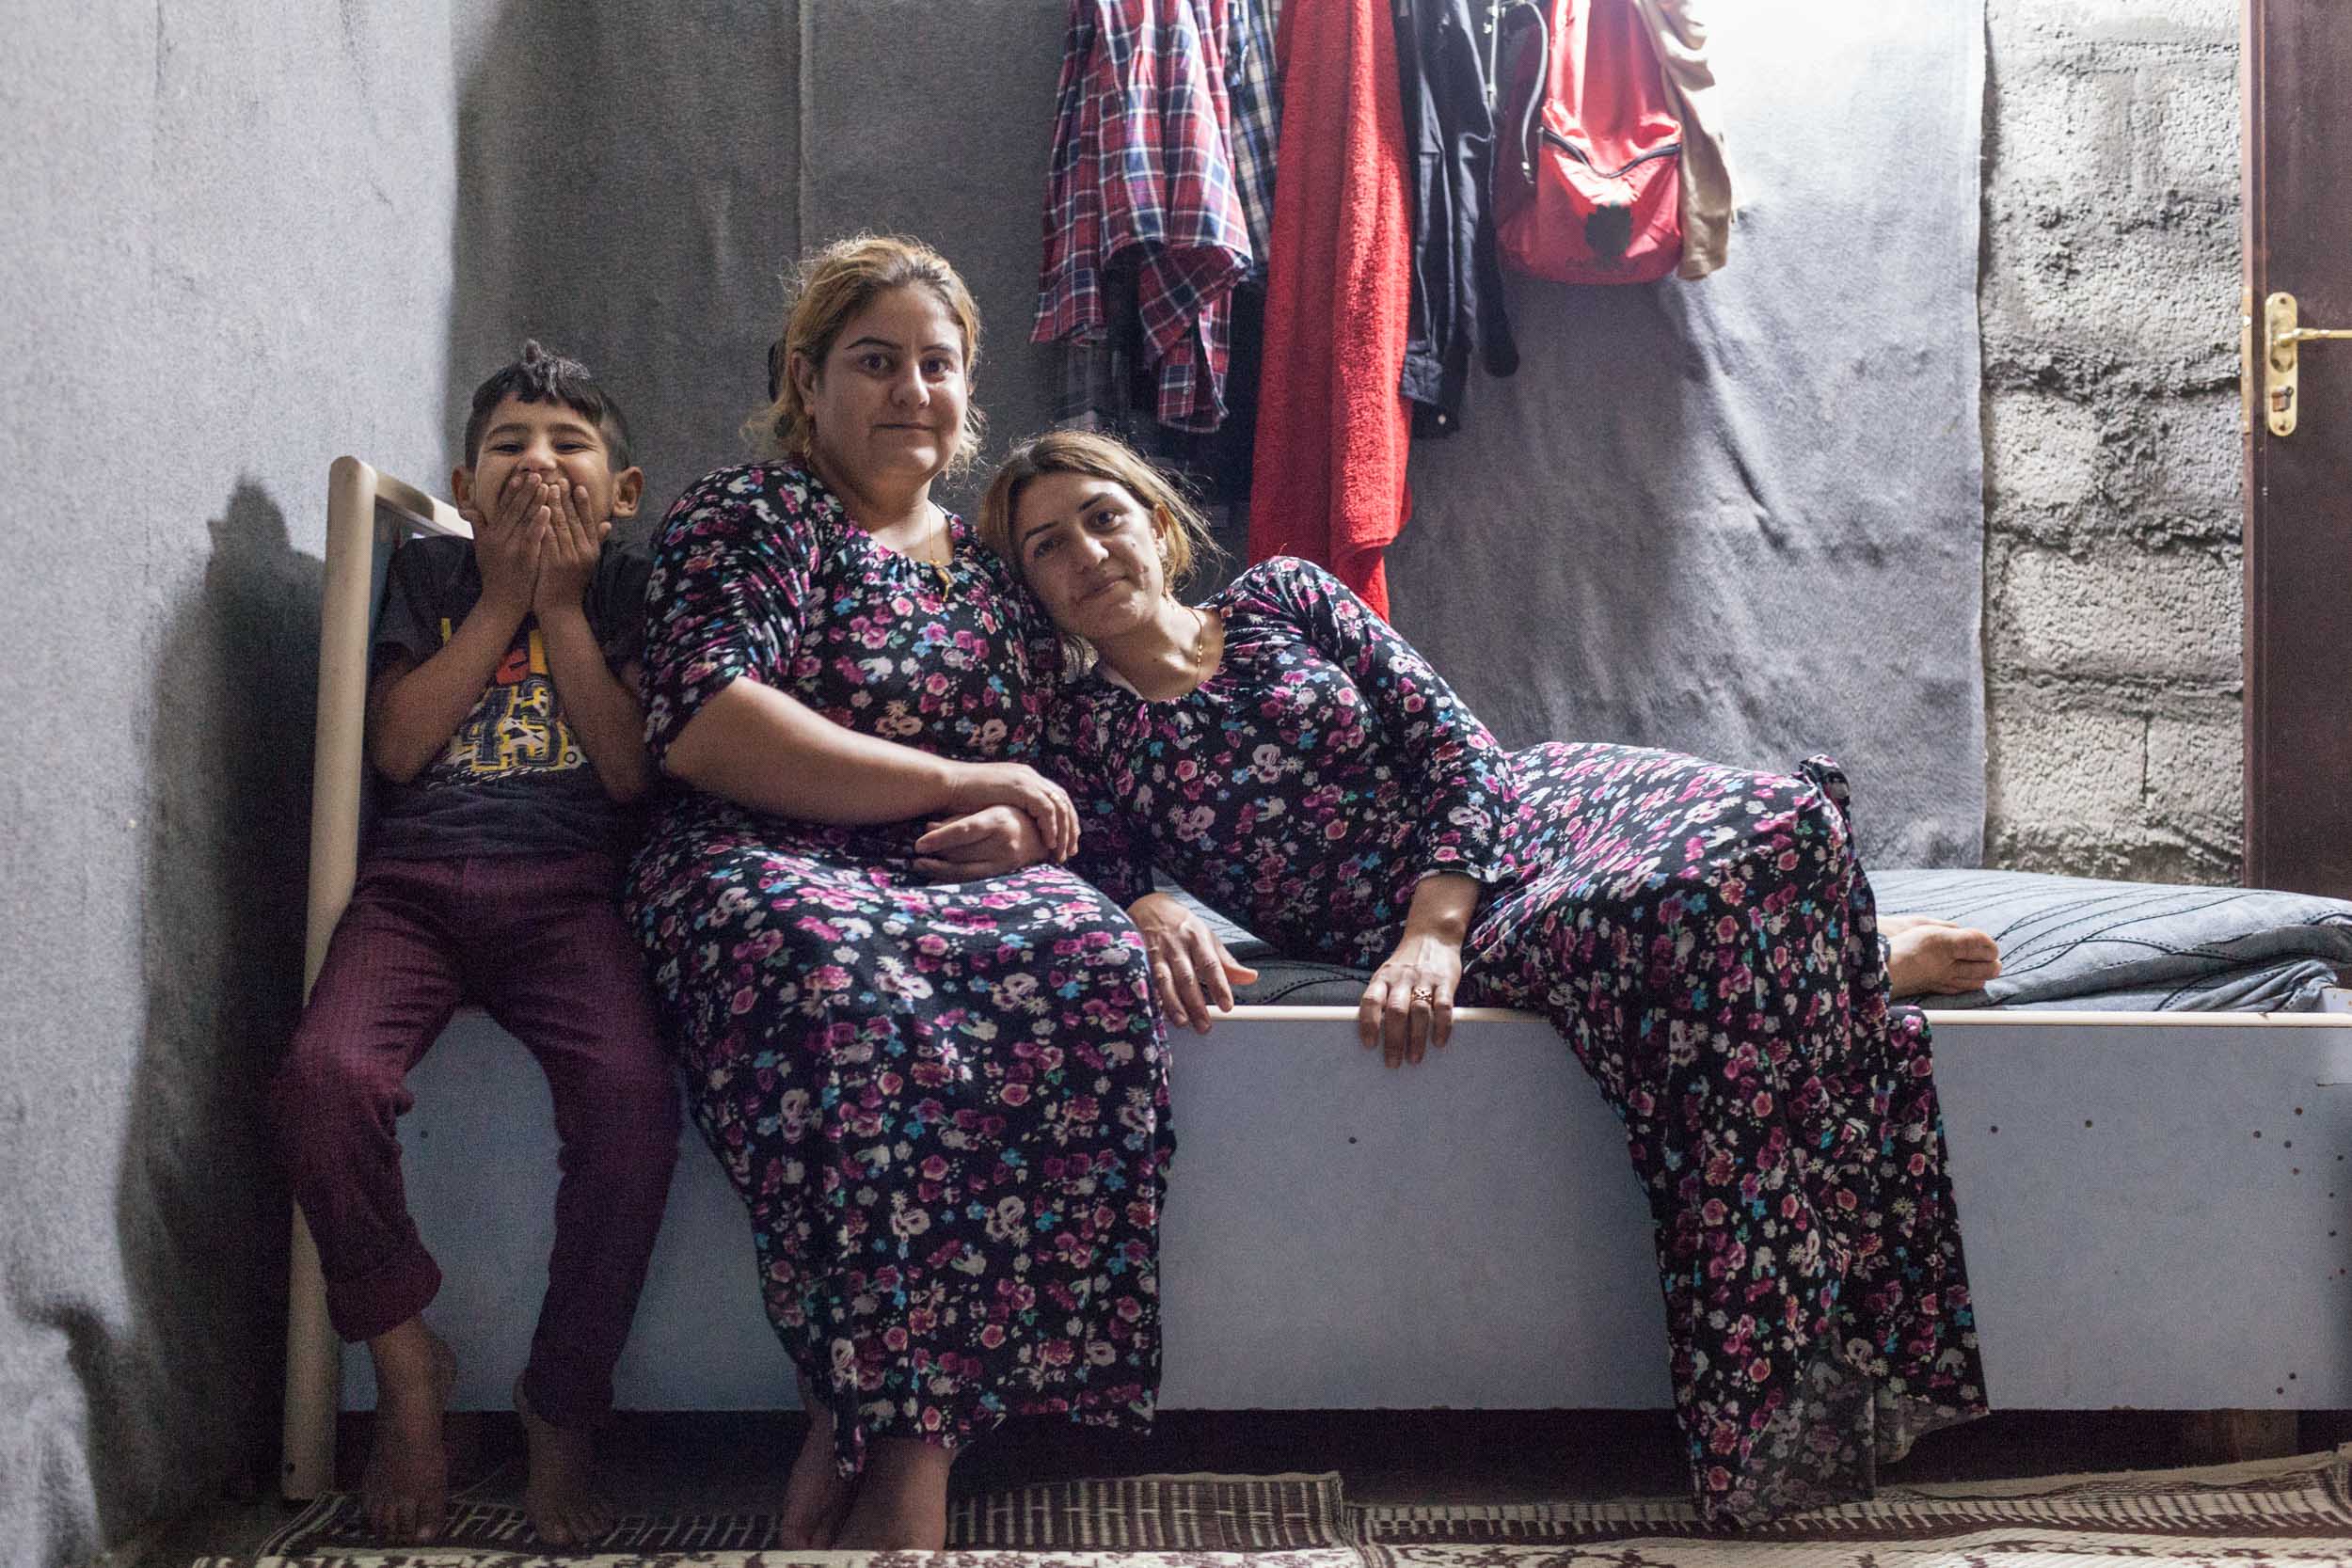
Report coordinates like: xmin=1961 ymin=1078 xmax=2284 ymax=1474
xmin=285 ymin=457 xmax=470 ymax=1497
xmin=306 ymin=458 xmax=469 ymax=989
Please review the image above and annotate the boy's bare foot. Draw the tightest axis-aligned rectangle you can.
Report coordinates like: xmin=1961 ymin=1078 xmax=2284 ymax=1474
xmin=362 ymin=1320 xmax=456 ymax=1542
xmin=777 ymin=1375 xmax=853 ymax=1548
xmin=832 ymin=1437 xmax=951 ymax=1551
xmin=513 ymin=1374 xmax=615 ymax=1546
xmin=1883 ymin=914 xmax=2003 ymax=996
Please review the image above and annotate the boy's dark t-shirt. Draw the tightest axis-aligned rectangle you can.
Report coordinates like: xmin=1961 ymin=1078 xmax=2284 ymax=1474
xmin=369 ymin=533 xmax=650 ymax=860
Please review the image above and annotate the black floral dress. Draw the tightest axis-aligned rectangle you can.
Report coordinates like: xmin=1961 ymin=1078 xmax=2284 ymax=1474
xmin=626 ymin=461 xmax=1171 ymax=1473
xmin=1050 ymin=557 xmax=1986 ymax=1525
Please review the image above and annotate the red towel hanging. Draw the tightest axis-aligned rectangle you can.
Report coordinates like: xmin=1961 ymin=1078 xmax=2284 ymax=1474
xmin=1246 ymin=0 xmax=1415 ymax=618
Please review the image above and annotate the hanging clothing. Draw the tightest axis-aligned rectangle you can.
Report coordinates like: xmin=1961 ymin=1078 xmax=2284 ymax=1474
xmin=1035 ymin=0 xmax=1255 ymax=433
xmin=1216 ymin=0 xmax=1282 ymax=272
xmin=1396 ymin=0 xmax=1518 ymax=436
xmin=1634 ymin=0 xmax=1731 ymax=279
xmin=1247 ymin=0 xmax=1415 ymax=617
xmin=1052 ymin=260 xmax=1268 ymax=508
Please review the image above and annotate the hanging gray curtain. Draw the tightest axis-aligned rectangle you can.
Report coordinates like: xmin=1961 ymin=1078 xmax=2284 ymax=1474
xmin=1387 ymin=0 xmax=1988 ymax=868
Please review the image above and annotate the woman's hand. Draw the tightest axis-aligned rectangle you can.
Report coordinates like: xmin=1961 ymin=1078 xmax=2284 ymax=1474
xmin=1129 ymin=891 xmax=1259 ymax=1035
xmin=1358 ymin=874 xmax=1480 ymax=1069
xmin=913 ymin=805 xmax=1048 ymax=880
xmin=942 ymin=762 xmax=1079 ymax=862
xmin=1358 ymin=932 xmax=1464 ymax=1069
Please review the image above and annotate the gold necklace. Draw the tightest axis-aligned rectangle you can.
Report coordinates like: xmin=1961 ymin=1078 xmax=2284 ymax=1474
xmin=921 ymin=503 xmax=953 ymax=587
xmin=1189 ymin=606 xmax=1214 ymax=672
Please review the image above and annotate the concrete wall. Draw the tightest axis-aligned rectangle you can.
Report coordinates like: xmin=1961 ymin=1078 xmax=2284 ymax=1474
xmin=0 ymin=6 xmax=456 ymax=1564
xmin=1979 ymin=0 xmax=2243 ymax=882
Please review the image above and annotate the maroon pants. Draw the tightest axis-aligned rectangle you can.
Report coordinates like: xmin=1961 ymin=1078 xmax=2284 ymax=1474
xmin=272 ymin=851 xmax=679 ymax=1427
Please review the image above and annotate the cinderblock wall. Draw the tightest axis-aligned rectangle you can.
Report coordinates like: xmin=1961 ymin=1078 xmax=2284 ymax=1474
xmin=1981 ymin=0 xmax=2242 ymax=881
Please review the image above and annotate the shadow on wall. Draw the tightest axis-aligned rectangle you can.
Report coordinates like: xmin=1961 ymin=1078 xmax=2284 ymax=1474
xmin=93 ymin=482 xmax=322 ymax=1533
xmin=446 ymin=0 xmax=803 ymax=526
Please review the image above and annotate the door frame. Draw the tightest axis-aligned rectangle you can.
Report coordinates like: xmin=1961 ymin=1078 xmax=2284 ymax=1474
xmin=2241 ymin=0 xmax=2352 ymax=896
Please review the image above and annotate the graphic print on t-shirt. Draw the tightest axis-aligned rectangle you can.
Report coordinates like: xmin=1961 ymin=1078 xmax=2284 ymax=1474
xmin=419 ymin=618 xmax=587 ymax=787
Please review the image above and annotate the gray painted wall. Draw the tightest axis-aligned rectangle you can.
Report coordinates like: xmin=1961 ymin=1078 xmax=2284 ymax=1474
xmin=0 ymin=2 xmax=2244 ymax=1563
xmin=444 ymin=0 xmax=802 ymax=513
xmin=799 ymin=0 xmax=1073 ymax=518
xmin=440 ymin=1 xmax=1069 ymax=516
xmin=0 ymin=5 xmax=456 ymax=1563
xmin=1980 ymin=0 xmax=2242 ymax=882
xmin=1390 ymin=0 xmax=1989 ymax=869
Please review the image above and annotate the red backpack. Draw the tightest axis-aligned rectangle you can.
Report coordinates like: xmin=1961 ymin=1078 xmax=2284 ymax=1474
xmin=1493 ymin=0 xmax=1685 ymax=284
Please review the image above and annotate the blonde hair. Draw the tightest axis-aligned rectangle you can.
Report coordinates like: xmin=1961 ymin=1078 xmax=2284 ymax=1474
xmin=977 ymin=429 xmax=1219 ymax=592
xmin=744 ymin=233 xmax=986 ymax=475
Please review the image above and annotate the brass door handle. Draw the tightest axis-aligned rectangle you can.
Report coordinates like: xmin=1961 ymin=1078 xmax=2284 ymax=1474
xmin=2262 ymin=292 xmax=2352 ymax=436
xmin=2275 ymin=325 xmax=2352 ymax=356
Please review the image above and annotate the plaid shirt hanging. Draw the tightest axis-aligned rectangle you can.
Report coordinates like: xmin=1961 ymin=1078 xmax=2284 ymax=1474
xmin=1034 ymin=0 xmax=1254 ymax=433
xmin=1217 ymin=0 xmax=1281 ymax=272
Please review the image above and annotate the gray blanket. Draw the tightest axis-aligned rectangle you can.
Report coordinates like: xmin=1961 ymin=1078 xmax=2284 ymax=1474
xmin=1189 ymin=868 xmax=2352 ymax=1014
xmin=1387 ymin=0 xmax=1989 ymax=870
xmin=1874 ymin=867 xmax=2352 ymax=1012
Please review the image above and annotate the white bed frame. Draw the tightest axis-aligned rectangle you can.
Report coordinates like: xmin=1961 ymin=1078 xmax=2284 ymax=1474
xmin=278 ymin=459 xmax=2352 ymax=1497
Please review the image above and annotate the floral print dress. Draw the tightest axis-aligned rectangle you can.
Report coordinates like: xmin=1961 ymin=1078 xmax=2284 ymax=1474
xmin=626 ymin=461 xmax=1171 ymax=1474
xmin=1050 ymin=556 xmax=1986 ymax=1526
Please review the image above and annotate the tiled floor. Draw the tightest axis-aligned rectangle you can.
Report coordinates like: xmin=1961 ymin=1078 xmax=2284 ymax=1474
xmin=134 ymin=1408 xmax=2350 ymax=1563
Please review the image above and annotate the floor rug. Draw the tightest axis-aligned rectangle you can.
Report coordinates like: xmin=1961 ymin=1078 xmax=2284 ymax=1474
xmin=211 ymin=1472 xmax=1348 ymax=1564
xmin=196 ymin=1449 xmax=2352 ymax=1566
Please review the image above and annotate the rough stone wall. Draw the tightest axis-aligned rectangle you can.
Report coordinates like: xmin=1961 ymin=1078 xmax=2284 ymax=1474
xmin=1980 ymin=0 xmax=2243 ymax=881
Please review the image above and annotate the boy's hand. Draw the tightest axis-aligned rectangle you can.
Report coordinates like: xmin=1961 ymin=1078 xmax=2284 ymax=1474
xmin=468 ymin=468 xmax=548 ymax=618
xmin=533 ymin=478 xmax=610 ymax=616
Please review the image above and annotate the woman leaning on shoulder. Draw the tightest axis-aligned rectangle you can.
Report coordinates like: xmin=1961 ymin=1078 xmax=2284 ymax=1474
xmin=978 ymin=429 xmax=1994 ymax=1528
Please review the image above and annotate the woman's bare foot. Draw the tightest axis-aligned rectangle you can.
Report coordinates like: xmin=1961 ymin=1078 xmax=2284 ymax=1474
xmin=1883 ymin=914 xmax=2003 ymax=996
xmin=832 ymin=1437 xmax=952 ymax=1551
xmin=362 ymin=1319 xmax=456 ymax=1542
xmin=776 ymin=1375 xmax=854 ymax=1548
xmin=513 ymin=1374 xmax=615 ymax=1547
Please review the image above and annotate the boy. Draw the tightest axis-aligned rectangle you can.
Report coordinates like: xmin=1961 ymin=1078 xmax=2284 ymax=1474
xmin=272 ymin=342 xmax=678 ymax=1546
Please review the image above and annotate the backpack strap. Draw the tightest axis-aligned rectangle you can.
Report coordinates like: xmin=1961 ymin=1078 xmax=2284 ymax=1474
xmin=1495 ymin=1 xmax=1549 ymax=191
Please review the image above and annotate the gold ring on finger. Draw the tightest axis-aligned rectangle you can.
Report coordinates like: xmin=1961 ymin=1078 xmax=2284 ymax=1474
xmin=1409 ymin=987 xmax=1436 ymax=1004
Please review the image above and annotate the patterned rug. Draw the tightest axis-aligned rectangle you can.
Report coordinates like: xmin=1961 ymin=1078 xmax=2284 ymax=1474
xmin=196 ymin=1448 xmax=2352 ymax=1565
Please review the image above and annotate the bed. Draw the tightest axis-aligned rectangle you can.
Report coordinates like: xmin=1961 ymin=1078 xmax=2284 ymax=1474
xmin=278 ymin=457 xmax=2352 ymax=1497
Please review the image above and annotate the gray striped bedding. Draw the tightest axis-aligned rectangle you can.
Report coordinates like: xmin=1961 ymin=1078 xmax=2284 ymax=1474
xmin=1182 ymin=870 xmax=2352 ymax=1014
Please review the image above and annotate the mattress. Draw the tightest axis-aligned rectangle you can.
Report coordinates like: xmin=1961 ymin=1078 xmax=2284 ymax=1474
xmin=1875 ymin=867 xmax=2352 ymax=1011
xmin=1184 ymin=868 xmax=2352 ymax=1013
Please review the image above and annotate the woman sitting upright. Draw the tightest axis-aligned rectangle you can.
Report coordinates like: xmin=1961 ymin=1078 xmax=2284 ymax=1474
xmin=627 ymin=245 xmax=1170 ymax=1550
xmin=978 ymin=429 xmax=1989 ymax=1527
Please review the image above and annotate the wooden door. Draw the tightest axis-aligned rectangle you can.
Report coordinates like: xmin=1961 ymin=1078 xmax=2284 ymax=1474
xmin=2244 ymin=0 xmax=2352 ymax=896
